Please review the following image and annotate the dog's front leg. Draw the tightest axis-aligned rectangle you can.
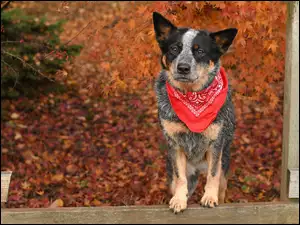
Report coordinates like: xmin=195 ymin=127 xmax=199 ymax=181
xmin=200 ymin=143 xmax=223 ymax=208
xmin=169 ymin=147 xmax=188 ymax=213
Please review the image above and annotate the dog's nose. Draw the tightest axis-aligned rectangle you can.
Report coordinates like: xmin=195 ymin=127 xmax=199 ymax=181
xmin=177 ymin=63 xmax=191 ymax=74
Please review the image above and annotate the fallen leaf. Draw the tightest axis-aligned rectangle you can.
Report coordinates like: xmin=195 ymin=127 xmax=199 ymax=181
xmin=36 ymin=190 xmax=44 ymax=196
xmin=66 ymin=164 xmax=78 ymax=174
xmin=92 ymin=199 xmax=102 ymax=206
xmin=51 ymin=173 xmax=64 ymax=183
xmin=49 ymin=199 xmax=64 ymax=208
xmin=11 ymin=113 xmax=20 ymax=119
xmin=14 ymin=132 xmax=22 ymax=140
xmin=21 ymin=181 xmax=31 ymax=190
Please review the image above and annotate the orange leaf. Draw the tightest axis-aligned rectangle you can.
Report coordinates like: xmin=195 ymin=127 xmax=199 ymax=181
xmin=268 ymin=42 xmax=278 ymax=53
xmin=51 ymin=173 xmax=64 ymax=183
xmin=128 ymin=19 xmax=136 ymax=30
xmin=92 ymin=199 xmax=102 ymax=206
xmin=100 ymin=62 xmax=111 ymax=72
xmin=36 ymin=190 xmax=44 ymax=196
xmin=137 ymin=5 xmax=147 ymax=14
xmin=49 ymin=199 xmax=64 ymax=208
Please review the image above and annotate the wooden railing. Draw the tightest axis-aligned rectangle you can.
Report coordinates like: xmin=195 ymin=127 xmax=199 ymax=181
xmin=1 ymin=202 xmax=298 ymax=224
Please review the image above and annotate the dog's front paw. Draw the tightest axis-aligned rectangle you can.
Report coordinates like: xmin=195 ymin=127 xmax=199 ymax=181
xmin=169 ymin=195 xmax=187 ymax=213
xmin=200 ymin=190 xmax=218 ymax=208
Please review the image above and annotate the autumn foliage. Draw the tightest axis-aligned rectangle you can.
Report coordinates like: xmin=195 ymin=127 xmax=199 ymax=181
xmin=92 ymin=1 xmax=286 ymax=112
xmin=1 ymin=1 xmax=286 ymax=208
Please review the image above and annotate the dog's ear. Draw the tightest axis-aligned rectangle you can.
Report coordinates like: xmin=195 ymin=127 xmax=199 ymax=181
xmin=153 ymin=12 xmax=177 ymax=42
xmin=210 ymin=28 xmax=238 ymax=54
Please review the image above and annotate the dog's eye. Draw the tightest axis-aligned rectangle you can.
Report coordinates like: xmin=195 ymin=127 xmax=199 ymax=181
xmin=170 ymin=46 xmax=179 ymax=54
xmin=197 ymin=49 xmax=205 ymax=55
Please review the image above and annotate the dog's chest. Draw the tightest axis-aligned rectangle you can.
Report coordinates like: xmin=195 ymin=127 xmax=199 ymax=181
xmin=174 ymin=127 xmax=214 ymax=161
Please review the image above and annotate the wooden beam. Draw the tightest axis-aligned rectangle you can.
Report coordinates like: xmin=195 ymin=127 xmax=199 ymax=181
xmin=1 ymin=171 xmax=12 ymax=203
xmin=289 ymin=168 xmax=299 ymax=198
xmin=281 ymin=1 xmax=299 ymax=201
xmin=1 ymin=202 xmax=299 ymax=224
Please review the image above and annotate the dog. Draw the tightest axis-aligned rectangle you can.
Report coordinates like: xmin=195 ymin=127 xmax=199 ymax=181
xmin=153 ymin=12 xmax=237 ymax=213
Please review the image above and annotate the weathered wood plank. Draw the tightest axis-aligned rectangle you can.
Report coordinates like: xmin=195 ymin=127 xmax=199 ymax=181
xmin=281 ymin=1 xmax=299 ymax=201
xmin=1 ymin=202 xmax=299 ymax=224
xmin=1 ymin=171 xmax=12 ymax=203
xmin=289 ymin=168 xmax=299 ymax=198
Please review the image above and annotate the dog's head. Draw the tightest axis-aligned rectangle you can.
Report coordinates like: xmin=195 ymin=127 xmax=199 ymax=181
xmin=153 ymin=12 xmax=238 ymax=92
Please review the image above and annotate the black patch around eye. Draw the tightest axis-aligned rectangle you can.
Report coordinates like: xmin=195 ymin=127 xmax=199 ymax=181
xmin=194 ymin=48 xmax=205 ymax=57
xmin=158 ymin=28 xmax=187 ymax=54
xmin=170 ymin=46 xmax=179 ymax=54
xmin=169 ymin=42 xmax=182 ymax=56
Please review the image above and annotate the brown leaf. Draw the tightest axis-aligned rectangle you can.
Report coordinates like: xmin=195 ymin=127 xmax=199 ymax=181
xmin=66 ymin=164 xmax=78 ymax=175
xmin=63 ymin=140 xmax=73 ymax=150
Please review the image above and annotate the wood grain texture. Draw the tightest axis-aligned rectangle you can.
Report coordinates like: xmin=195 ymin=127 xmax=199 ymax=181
xmin=1 ymin=171 xmax=12 ymax=203
xmin=1 ymin=202 xmax=299 ymax=224
xmin=281 ymin=1 xmax=299 ymax=201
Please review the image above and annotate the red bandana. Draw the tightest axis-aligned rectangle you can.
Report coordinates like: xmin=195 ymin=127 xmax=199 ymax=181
xmin=166 ymin=67 xmax=228 ymax=133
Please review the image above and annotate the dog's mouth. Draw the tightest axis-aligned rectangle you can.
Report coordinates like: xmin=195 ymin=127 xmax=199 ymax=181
xmin=173 ymin=75 xmax=198 ymax=83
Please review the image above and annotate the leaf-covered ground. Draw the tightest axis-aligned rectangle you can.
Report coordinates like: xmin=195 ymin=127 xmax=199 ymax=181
xmin=1 ymin=2 xmax=284 ymax=208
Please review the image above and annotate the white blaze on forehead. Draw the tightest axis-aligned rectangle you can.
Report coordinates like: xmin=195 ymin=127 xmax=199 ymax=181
xmin=176 ymin=29 xmax=198 ymax=66
xmin=182 ymin=29 xmax=198 ymax=48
